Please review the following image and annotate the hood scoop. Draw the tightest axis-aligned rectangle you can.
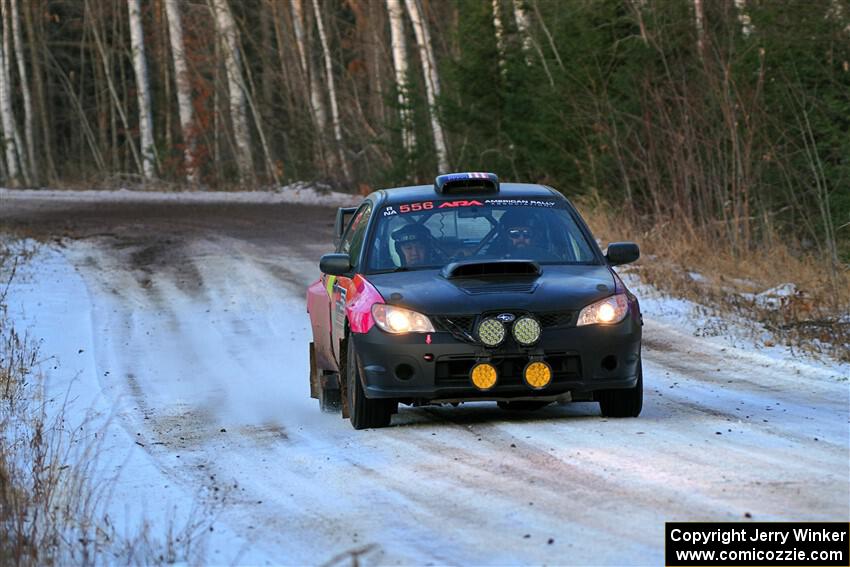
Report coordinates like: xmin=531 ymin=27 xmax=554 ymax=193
xmin=441 ymin=259 xmax=541 ymax=279
xmin=460 ymin=282 xmax=538 ymax=295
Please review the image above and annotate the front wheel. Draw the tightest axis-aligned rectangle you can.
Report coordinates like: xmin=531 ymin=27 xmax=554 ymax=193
xmin=597 ymin=359 xmax=643 ymax=418
xmin=346 ymin=339 xmax=394 ymax=429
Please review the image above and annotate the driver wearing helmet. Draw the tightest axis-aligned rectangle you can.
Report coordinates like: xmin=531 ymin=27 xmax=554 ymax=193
xmin=393 ymin=223 xmax=434 ymax=267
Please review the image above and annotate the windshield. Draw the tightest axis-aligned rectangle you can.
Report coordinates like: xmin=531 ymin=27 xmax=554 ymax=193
xmin=365 ymin=197 xmax=598 ymax=272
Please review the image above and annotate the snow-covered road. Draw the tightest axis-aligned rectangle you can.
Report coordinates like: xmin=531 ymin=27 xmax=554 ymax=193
xmin=4 ymin=194 xmax=848 ymax=565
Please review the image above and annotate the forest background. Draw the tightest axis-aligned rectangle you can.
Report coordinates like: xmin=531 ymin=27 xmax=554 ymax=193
xmin=0 ymin=0 xmax=847 ymax=349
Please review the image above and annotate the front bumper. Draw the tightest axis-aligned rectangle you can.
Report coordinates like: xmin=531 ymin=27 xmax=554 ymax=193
xmin=351 ymin=309 xmax=641 ymax=402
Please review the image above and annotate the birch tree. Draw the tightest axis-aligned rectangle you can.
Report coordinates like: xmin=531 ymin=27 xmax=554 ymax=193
xmin=492 ymin=0 xmax=506 ymax=74
xmin=405 ymin=0 xmax=448 ymax=172
xmin=9 ymin=0 xmax=33 ymax=180
xmin=693 ymin=0 xmax=706 ymax=60
xmin=164 ymin=0 xmax=198 ymax=183
xmin=292 ymin=0 xmax=327 ymax=134
xmin=312 ymin=0 xmax=349 ymax=179
xmin=387 ymin=0 xmax=414 ymax=155
xmin=733 ymin=0 xmax=753 ymax=37
xmin=512 ymin=0 xmax=532 ymax=58
xmin=127 ymin=0 xmax=156 ymax=179
xmin=211 ymin=0 xmax=254 ymax=184
xmin=0 ymin=0 xmax=23 ymax=185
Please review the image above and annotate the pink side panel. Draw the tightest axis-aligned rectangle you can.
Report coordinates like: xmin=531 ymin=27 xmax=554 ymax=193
xmin=306 ymin=277 xmax=337 ymax=371
xmin=346 ymin=275 xmax=384 ymax=334
xmin=306 ymin=278 xmax=324 ymax=316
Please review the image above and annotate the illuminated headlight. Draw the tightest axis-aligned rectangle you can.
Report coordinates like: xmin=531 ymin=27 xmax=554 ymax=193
xmin=372 ymin=304 xmax=435 ymax=334
xmin=512 ymin=316 xmax=542 ymax=346
xmin=476 ymin=318 xmax=506 ymax=347
xmin=576 ymin=294 xmax=629 ymax=326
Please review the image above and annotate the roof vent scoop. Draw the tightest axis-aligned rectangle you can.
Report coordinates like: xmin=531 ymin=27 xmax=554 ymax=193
xmin=435 ymin=172 xmax=499 ymax=194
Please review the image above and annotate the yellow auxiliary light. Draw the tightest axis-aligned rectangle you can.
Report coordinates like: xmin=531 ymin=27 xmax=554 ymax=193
xmin=470 ymin=362 xmax=498 ymax=390
xmin=523 ymin=361 xmax=552 ymax=389
xmin=512 ymin=316 xmax=542 ymax=346
xmin=477 ymin=318 xmax=506 ymax=347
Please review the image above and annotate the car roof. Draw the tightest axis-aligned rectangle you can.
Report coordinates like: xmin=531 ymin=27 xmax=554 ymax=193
xmin=370 ymin=182 xmax=563 ymax=206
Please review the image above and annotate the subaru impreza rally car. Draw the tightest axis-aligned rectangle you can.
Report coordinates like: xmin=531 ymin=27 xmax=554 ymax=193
xmin=306 ymin=173 xmax=642 ymax=429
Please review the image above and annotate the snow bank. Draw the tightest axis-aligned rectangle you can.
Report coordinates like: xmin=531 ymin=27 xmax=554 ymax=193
xmin=0 ymin=181 xmax=362 ymax=208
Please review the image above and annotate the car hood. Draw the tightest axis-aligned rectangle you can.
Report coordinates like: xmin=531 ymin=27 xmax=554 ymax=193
xmin=365 ymin=264 xmax=616 ymax=315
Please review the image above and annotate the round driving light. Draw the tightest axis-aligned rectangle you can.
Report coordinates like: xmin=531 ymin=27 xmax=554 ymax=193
xmin=470 ymin=363 xmax=498 ymax=390
xmin=477 ymin=318 xmax=506 ymax=347
xmin=523 ymin=361 xmax=552 ymax=389
xmin=512 ymin=316 xmax=542 ymax=346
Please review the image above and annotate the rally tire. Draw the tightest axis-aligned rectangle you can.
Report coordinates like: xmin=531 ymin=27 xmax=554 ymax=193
xmin=347 ymin=339 xmax=394 ymax=429
xmin=597 ymin=359 xmax=643 ymax=418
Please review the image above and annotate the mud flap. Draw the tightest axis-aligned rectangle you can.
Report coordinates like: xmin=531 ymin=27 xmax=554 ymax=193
xmin=309 ymin=342 xmax=320 ymax=399
xmin=319 ymin=372 xmax=342 ymax=413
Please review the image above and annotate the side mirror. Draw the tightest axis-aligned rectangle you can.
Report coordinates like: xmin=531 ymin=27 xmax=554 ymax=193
xmin=320 ymin=253 xmax=352 ymax=276
xmin=605 ymin=242 xmax=640 ymax=266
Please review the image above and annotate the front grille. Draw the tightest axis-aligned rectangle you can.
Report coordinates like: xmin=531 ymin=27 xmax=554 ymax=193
xmin=433 ymin=311 xmax=574 ymax=337
xmin=537 ymin=311 xmax=575 ymax=328
xmin=435 ymin=352 xmax=582 ymax=387
xmin=432 ymin=315 xmax=475 ymax=332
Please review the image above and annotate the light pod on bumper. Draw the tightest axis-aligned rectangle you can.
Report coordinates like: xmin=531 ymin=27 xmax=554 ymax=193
xmin=523 ymin=361 xmax=552 ymax=389
xmin=470 ymin=362 xmax=498 ymax=390
xmin=512 ymin=315 xmax=542 ymax=346
xmin=476 ymin=317 xmax=506 ymax=347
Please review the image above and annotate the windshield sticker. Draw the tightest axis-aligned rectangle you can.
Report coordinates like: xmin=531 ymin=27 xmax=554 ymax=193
xmin=390 ymin=198 xmax=557 ymax=214
xmin=483 ymin=198 xmax=557 ymax=207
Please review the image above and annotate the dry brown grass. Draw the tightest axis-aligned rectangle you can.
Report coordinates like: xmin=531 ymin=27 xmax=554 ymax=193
xmin=578 ymin=200 xmax=850 ymax=361
xmin=0 ymin=242 xmax=212 ymax=565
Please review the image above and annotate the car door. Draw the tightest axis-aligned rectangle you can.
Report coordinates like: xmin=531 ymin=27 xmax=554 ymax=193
xmin=328 ymin=202 xmax=373 ymax=365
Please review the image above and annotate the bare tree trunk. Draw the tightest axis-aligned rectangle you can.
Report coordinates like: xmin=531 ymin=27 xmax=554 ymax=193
xmin=492 ymin=0 xmax=506 ymax=74
xmin=312 ymin=0 xmax=349 ymax=180
xmin=693 ymin=0 xmax=706 ymax=60
xmin=9 ymin=0 xmax=34 ymax=182
xmin=23 ymin=0 xmax=56 ymax=182
xmin=0 ymin=0 xmax=22 ymax=185
xmin=405 ymin=0 xmax=448 ymax=172
xmin=512 ymin=0 xmax=532 ymax=60
xmin=292 ymin=0 xmax=326 ymax=134
xmin=164 ymin=0 xmax=198 ymax=183
xmin=127 ymin=0 xmax=156 ymax=180
xmin=387 ymin=0 xmax=415 ymax=155
xmin=211 ymin=0 xmax=254 ymax=185
xmin=87 ymin=0 xmax=143 ymax=175
xmin=733 ymin=0 xmax=753 ymax=37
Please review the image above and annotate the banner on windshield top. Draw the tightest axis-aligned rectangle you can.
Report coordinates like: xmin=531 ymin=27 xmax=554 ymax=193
xmin=665 ymin=522 xmax=849 ymax=566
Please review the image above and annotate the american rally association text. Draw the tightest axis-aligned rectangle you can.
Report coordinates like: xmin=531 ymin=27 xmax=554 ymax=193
xmin=670 ymin=527 xmax=849 ymax=547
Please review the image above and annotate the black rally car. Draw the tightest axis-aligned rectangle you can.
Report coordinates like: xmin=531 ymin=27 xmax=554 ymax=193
xmin=306 ymin=173 xmax=642 ymax=429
